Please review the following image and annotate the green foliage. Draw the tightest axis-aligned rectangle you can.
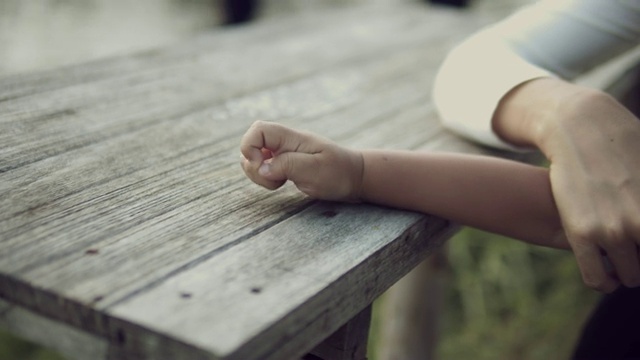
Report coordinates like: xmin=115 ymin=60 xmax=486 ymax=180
xmin=369 ymin=228 xmax=601 ymax=360
xmin=0 ymin=330 xmax=65 ymax=360
xmin=438 ymin=228 xmax=600 ymax=360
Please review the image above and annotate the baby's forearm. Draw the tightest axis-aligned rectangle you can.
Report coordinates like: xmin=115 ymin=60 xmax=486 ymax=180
xmin=240 ymin=121 xmax=567 ymax=249
xmin=360 ymin=150 xmax=568 ymax=249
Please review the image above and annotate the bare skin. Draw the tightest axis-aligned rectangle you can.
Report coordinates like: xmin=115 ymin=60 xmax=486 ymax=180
xmin=240 ymin=120 xmax=569 ymax=250
xmin=493 ymin=77 xmax=640 ymax=292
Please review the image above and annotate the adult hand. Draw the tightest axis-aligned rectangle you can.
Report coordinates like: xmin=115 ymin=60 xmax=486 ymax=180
xmin=494 ymin=78 xmax=640 ymax=293
xmin=240 ymin=121 xmax=364 ymax=202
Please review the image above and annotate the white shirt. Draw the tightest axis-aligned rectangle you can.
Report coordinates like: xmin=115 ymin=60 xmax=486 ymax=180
xmin=433 ymin=0 xmax=640 ymax=151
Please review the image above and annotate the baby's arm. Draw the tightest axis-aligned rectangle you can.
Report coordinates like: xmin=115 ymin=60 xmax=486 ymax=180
xmin=241 ymin=121 xmax=568 ymax=249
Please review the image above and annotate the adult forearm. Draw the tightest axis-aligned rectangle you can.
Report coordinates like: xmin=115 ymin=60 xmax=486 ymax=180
xmin=360 ymin=150 xmax=568 ymax=249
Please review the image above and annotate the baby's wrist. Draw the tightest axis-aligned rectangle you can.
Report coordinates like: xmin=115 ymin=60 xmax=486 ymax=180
xmin=345 ymin=149 xmax=365 ymax=203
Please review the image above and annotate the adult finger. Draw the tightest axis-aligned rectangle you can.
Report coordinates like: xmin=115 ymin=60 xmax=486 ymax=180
xmin=572 ymin=241 xmax=620 ymax=293
xmin=602 ymin=238 xmax=640 ymax=287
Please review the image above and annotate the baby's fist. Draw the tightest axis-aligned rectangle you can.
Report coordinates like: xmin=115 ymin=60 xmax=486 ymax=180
xmin=240 ymin=121 xmax=363 ymax=202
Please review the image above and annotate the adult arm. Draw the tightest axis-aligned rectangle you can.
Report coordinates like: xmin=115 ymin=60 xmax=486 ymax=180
xmin=434 ymin=0 xmax=640 ymax=150
xmin=433 ymin=0 xmax=640 ymax=291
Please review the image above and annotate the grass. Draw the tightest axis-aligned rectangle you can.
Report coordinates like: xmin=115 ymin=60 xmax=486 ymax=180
xmin=370 ymin=227 xmax=601 ymax=360
xmin=0 ymin=330 xmax=64 ymax=360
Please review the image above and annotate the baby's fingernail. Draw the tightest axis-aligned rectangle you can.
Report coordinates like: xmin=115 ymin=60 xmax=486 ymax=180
xmin=259 ymin=162 xmax=271 ymax=176
xmin=249 ymin=148 xmax=263 ymax=162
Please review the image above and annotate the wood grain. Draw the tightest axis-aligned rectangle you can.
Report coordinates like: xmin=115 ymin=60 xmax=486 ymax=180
xmin=0 ymin=2 xmax=532 ymax=359
xmin=109 ymin=203 xmax=455 ymax=360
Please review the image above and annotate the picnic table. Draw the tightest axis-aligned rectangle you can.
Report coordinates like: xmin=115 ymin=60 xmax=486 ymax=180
xmin=0 ymin=2 xmax=548 ymax=359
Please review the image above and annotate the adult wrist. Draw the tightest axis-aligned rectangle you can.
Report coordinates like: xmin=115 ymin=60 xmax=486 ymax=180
xmin=534 ymin=83 xmax=613 ymax=159
xmin=492 ymin=77 xmax=596 ymax=156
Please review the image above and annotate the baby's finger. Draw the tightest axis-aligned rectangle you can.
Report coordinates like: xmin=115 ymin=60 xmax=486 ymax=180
xmin=240 ymin=121 xmax=310 ymax=162
xmin=259 ymin=152 xmax=319 ymax=189
xmin=241 ymin=156 xmax=286 ymax=190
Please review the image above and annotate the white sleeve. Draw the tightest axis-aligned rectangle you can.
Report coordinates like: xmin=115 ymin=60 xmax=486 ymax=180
xmin=433 ymin=0 xmax=640 ymax=151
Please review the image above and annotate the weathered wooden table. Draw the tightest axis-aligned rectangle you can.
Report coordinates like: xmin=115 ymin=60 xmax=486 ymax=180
xmin=0 ymin=3 xmax=529 ymax=359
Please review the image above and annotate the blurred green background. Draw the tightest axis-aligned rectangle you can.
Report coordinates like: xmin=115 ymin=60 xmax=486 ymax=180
xmin=1 ymin=228 xmax=600 ymax=360
xmin=367 ymin=228 xmax=600 ymax=360
xmin=0 ymin=331 xmax=65 ymax=360
xmin=438 ymin=228 xmax=598 ymax=359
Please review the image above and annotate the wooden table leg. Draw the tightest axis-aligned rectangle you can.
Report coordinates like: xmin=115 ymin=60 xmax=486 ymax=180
xmin=375 ymin=247 xmax=449 ymax=360
xmin=304 ymin=306 xmax=372 ymax=360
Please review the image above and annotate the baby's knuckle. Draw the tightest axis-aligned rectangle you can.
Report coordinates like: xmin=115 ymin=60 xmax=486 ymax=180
xmin=249 ymin=120 xmax=264 ymax=132
xmin=284 ymin=155 xmax=297 ymax=174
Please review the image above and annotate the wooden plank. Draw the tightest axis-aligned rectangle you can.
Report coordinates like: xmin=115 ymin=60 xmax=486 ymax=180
xmin=0 ymin=6 xmax=467 ymax=209
xmin=0 ymin=0 xmax=525 ymax=101
xmin=0 ymin=4 xmax=395 ymax=100
xmin=0 ymin=0 xmax=502 ymax=318
xmin=0 ymin=2 xmax=537 ymax=359
xmin=0 ymin=3 xmax=512 ymax=174
xmin=0 ymin=3 xmax=459 ymax=106
xmin=109 ymin=203 xmax=456 ymax=360
xmin=0 ymin=26 xmax=435 ymax=234
xmin=1 ymin=80 xmax=452 ymax=359
xmin=1 ymin=42 xmax=442 ymax=309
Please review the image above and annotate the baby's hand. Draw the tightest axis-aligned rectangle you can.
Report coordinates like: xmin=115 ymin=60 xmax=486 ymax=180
xmin=240 ymin=121 xmax=364 ymax=202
